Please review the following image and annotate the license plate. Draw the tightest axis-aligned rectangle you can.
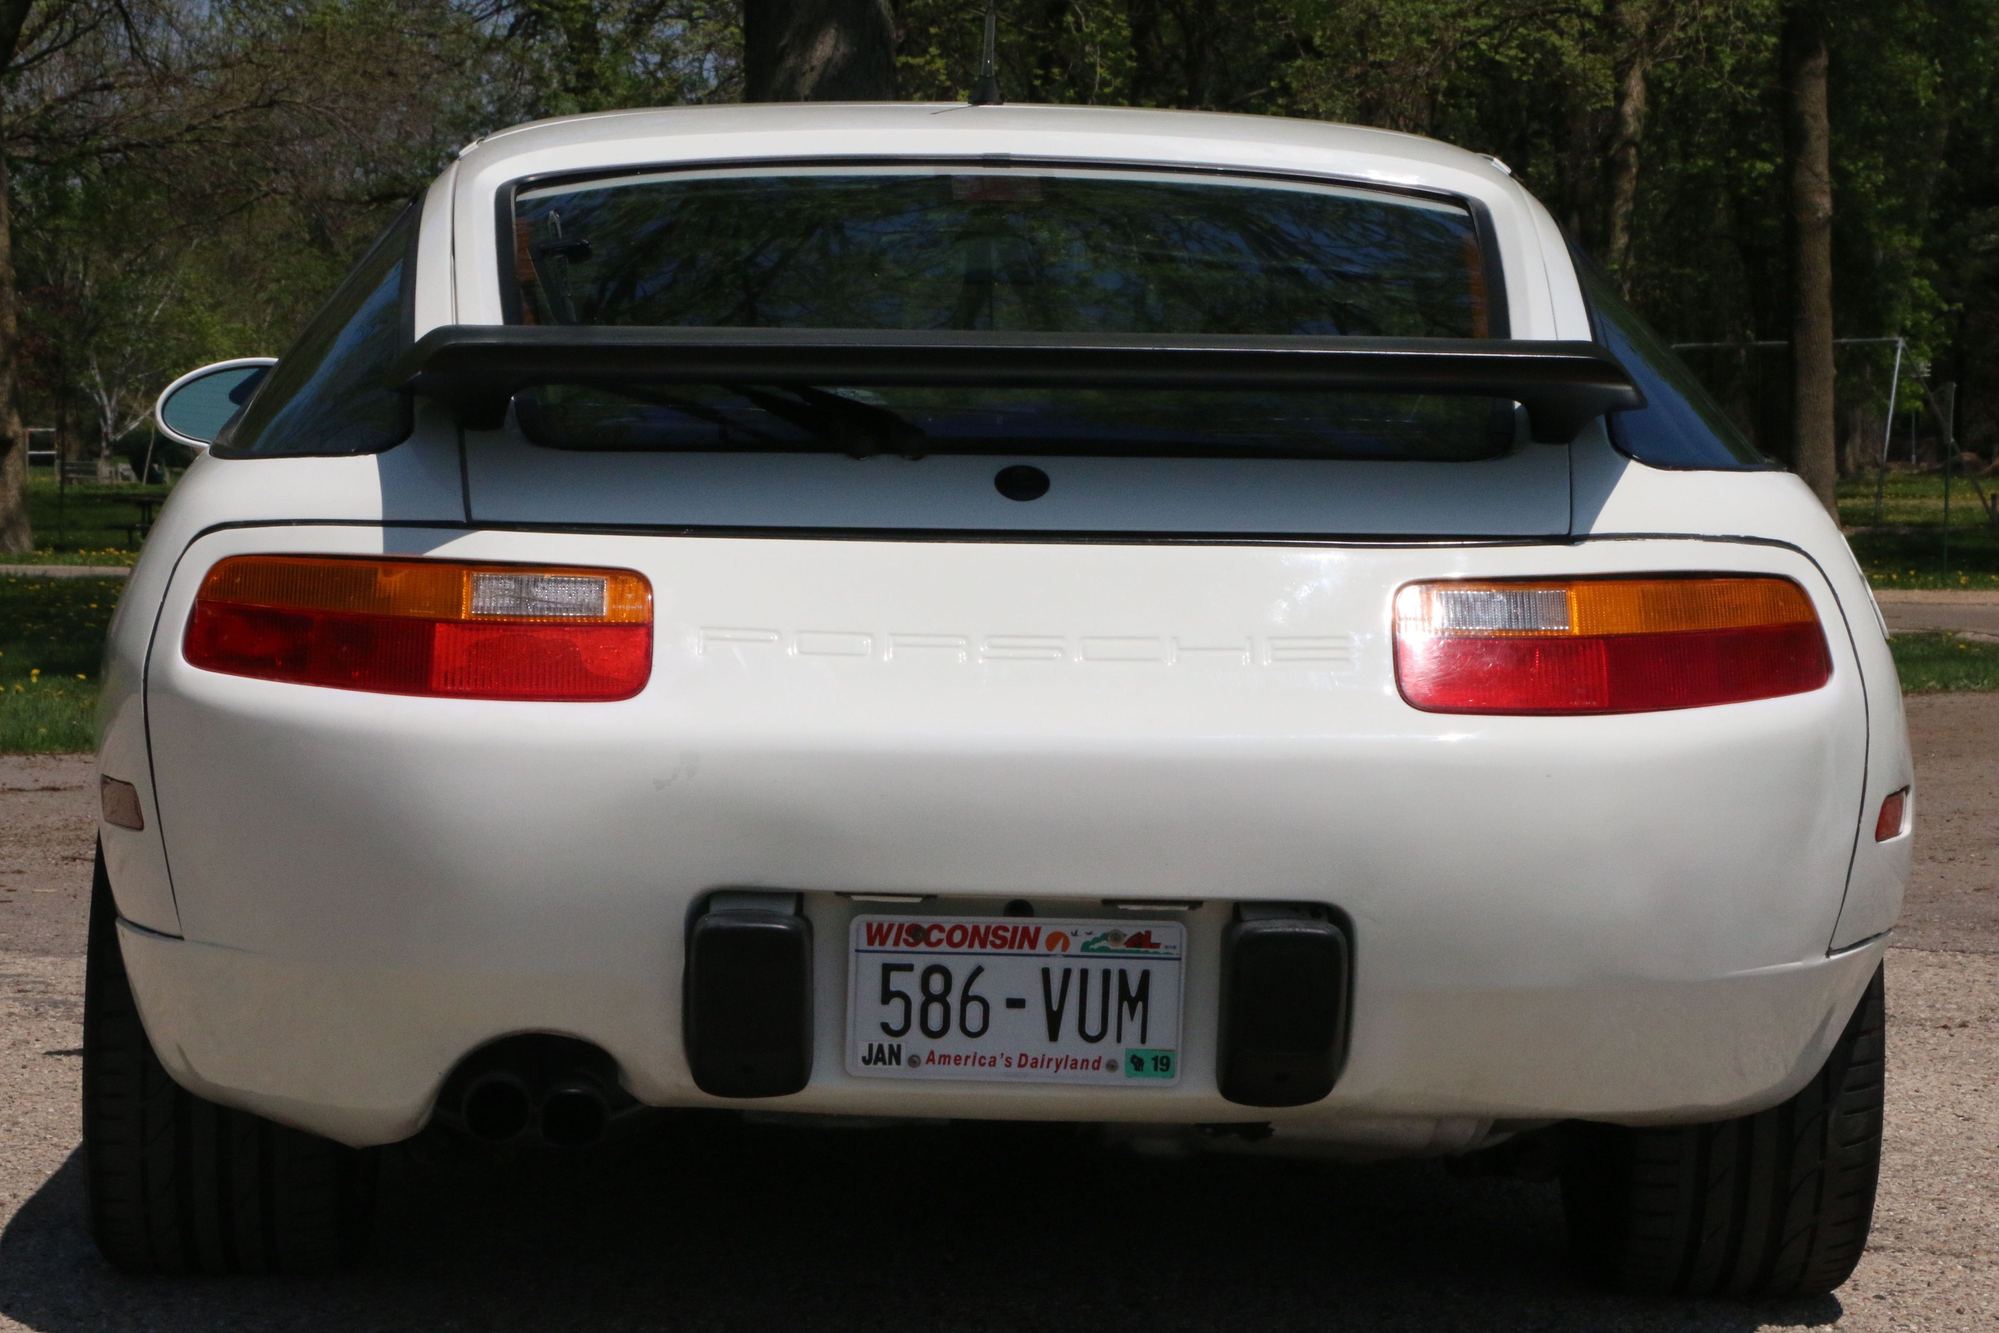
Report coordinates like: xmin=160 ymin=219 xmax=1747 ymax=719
xmin=846 ymin=915 xmax=1184 ymax=1085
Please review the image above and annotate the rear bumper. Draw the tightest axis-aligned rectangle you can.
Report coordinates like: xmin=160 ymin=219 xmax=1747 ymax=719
xmin=114 ymin=526 xmax=1890 ymax=1149
xmin=117 ymin=905 xmax=1885 ymax=1149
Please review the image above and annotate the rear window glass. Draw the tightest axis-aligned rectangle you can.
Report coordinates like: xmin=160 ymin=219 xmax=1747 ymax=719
xmin=505 ymin=166 xmax=1510 ymax=460
xmin=215 ymin=204 xmax=415 ymax=457
xmin=1574 ymin=252 xmax=1772 ymax=470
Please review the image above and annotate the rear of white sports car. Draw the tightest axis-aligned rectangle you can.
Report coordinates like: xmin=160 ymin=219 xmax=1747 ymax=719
xmin=86 ymin=106 xmax=1909 ymax=1295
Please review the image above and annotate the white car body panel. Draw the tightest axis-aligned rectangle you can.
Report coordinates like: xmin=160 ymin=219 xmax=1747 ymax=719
xmin=100 ymin=104 xmax=1907 ymax=1150
xmin=461 ymin=432 xmax=1576 ymax=536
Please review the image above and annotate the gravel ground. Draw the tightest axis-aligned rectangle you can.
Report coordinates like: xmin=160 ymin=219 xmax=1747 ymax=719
xmin=0 ymin=697 xmax=1993 ymax=1330
xmin=1872 ymin=589 xmax=1999 ymax=641
xmin=1879 ymin=602 xmax=1999 ymax=640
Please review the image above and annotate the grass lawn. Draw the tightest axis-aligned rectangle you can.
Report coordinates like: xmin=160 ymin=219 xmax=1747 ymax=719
xmin=1845 ymin=526 xmax=1999 ymax=591
xmin=1888 ymin=632 xmax=1999 ymax=693
xmin=2 ymin=570 xmax=1991 ymax=754
xmin=0 ymin=472 xmax=165 ymax=566
xmin=1839 ymin=472 xmax=1999 ymax=590
xmin=1838 ymin=469 xmax=1998 ymax=529
xmin=0 ymin=575 xmax=124 ymax=752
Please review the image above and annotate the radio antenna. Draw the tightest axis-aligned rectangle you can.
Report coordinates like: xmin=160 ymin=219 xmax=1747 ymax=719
xmin=970 ymin=0 xmax=1003 ymax=105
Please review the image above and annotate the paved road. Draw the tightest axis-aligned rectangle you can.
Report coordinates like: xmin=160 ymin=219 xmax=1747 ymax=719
xmin=1875 ymin=590 xmax=1999 ymax=641
xmin=1878 ymin=600 xmax=1999 ymax=640
xmin=1 ymin=698 xmax=1994 ymax=1331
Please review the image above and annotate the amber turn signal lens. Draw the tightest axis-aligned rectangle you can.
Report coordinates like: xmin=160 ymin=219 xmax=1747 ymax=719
xmin=185 ymin=555 xmax=652 ymax=701
xmin=193 ymin=555 xmax=650 ymax=623
xmin=1394 ymin=575 xmax=1832 ymax=715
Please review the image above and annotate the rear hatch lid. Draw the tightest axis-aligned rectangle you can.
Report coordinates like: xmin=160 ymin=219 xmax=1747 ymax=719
xmin=434 ymin=159 xmax=1631 ymax=537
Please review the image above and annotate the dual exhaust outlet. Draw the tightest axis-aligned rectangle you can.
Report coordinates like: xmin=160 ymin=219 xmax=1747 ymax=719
xmin=458 ymin=1068 xmax=612 ymax=1149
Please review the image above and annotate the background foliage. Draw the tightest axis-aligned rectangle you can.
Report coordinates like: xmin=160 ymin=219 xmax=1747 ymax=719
xmin=3 ymin=0 xmax=1996 ymax=470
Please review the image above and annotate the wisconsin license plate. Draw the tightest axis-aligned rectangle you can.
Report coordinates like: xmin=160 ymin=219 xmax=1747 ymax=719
xmin=846 ymin=915 xmax=1184 ymax=1085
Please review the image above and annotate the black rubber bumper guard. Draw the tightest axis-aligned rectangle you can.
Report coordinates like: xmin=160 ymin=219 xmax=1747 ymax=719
xmin=684 ymin=891 xmax=815 ymax=1099
xmin=1217 ymin=904 xmax=1353 ymax=1108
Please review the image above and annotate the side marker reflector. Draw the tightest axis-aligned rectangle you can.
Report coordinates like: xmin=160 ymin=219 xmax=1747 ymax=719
xmin=1875 ymin=789 xmax=1908 ymax=842
xmin=100 ymin=777 xmax=145 ymax=831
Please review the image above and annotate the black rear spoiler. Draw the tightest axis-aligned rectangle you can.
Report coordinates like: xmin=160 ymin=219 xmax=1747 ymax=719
xmin=391 ymin=326 xmax=1643 ymax=444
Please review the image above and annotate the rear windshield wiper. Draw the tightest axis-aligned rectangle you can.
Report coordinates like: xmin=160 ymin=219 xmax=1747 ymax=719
xmin=723 ymin=384 xmax=927 ymax=456
xmin=518 ymin=381 xmax=928 ymax=456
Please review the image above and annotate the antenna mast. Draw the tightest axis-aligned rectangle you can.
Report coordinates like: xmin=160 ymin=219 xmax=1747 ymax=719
xmin=970 ymin=0 xmax=1003 ymax=105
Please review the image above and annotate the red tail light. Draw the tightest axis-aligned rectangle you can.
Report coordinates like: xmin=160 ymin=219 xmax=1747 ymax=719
xmin=185 ymin=556 xmax=652 ymax=701
xmin=1394 ymin=576 xmax=1831 ymax=715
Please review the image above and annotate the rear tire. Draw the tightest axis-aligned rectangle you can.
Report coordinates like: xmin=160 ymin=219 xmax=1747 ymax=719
xmin=1559 ymin=965 xmax=1885 ymax=1298
xmin=82 ymin=846 xmax=377 ymax=1273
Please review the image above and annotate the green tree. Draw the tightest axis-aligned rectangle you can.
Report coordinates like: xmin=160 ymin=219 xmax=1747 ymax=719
xmin=745 ymin=0 xmax=895 ymax=100
xmin=2 ymin=2 xmax=205 ymax=546
xmin=3 ymin=0 xmax=1994 ymax=523
xmin=472 ymin=1 xmax=739 ymax=114
xmin=0 ymin=0 xmax=30 ymax=552
xmin=1786 ymin=0 xmax=1837 ymax=511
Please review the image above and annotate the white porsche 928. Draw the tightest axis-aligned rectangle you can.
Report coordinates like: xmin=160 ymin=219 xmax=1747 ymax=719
xmin=92 ymin=104 xmax=1909 ymax=1296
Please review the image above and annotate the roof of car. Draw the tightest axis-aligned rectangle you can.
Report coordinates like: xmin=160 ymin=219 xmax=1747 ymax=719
xmin=452 ymin=102 xmax=1512 ymax=192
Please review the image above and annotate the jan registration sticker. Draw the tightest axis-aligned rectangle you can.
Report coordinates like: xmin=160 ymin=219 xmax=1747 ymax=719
xmin=846 ymin=916 xmax=1185 ymax=1086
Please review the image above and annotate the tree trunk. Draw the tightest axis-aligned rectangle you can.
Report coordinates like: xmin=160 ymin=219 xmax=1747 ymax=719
xmin=1127 ymin=0 xmax=1168 ymax=106
xmin=0 ymin=0 xmax=30 ymax=553
xmin=0 ymin=141 xmax=30 ymax=554
xmin=1785 ymin=3 xmax=1837 ymax=515
xmin=1559 ymin=77 xmax=1602 ymax=246
xmin=1603 ymin=2 xmax=1651 ymax=284
xmin=743 ymin=0 xmax=897 ymax=102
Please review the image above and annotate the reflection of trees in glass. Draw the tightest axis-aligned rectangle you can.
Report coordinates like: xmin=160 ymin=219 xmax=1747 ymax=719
xmin=514 ymin=172 xmax=1487 ymax=339
xmin=518 ymin=383 xmax=1506 ymax=463
xmin=223 ymin=209 xmax=415 ymax=457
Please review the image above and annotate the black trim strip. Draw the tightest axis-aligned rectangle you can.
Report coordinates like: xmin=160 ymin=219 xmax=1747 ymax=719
xmin=394 ymin=326 xmax=1642 ymax=445
xmin=1468 ymin=199 xmax=1510 ymax=338
xmin=182 ymin=515 xmax=1573 ymax=546
xmin=396 ymin=192 xmax=423 ymax=362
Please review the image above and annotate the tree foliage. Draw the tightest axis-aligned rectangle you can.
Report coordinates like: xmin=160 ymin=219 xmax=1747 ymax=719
xmin=0 ymin=0 xmax=1994 ymax=550
xmin=895 ymin=0 xmax=1999 ymax=467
